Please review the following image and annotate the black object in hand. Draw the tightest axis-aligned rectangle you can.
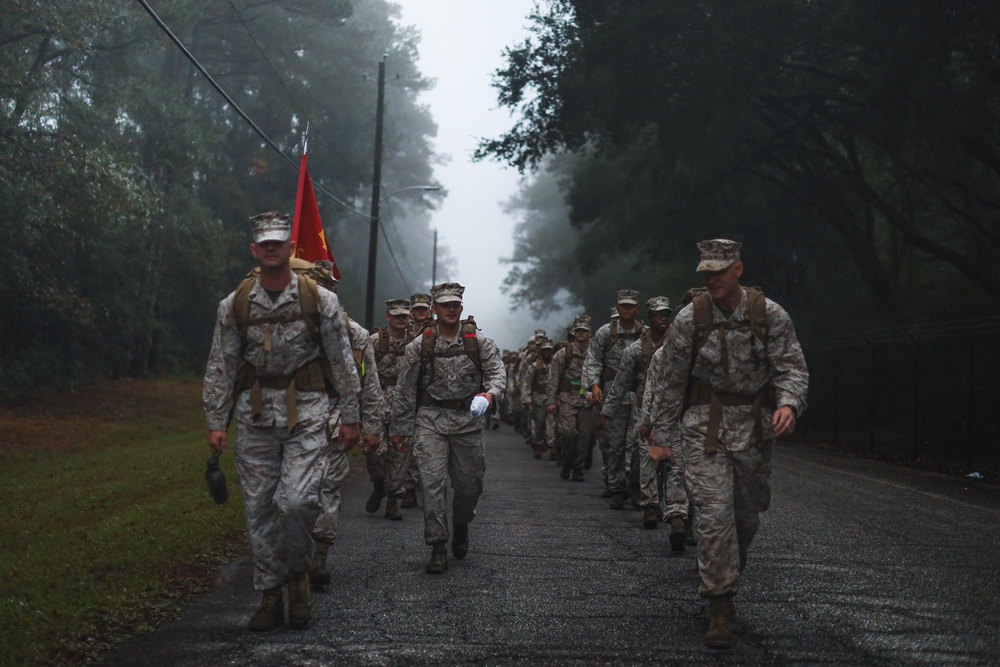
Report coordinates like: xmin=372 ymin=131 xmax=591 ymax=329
xmin=205 ymin=454 xmax=228 ymax=504
xmin=656 ymin=458 xmax=672 ymax=480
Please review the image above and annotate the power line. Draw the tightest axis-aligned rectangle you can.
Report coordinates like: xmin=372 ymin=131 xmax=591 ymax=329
xmin=378 ymin=222 xmax=414 ymax=295
xmin=135 ymin=0 xmax=370 ymax=219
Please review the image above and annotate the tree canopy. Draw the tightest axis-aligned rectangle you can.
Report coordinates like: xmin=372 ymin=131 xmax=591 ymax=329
xmin=480 ymin=0 xmax=1000 ymax=336
xmin=0 ymin=0 xmax=446 ymax=397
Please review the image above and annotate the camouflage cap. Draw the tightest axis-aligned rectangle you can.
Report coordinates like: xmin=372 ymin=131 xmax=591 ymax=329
xmin=572 ymin=315 xmax=592 ymax=331
xmin=385 ymin=298 xmax=410 ymax=316
xmin=534 ymin=328 xmax=547 ymax=339
xmin=696 ymin=239 xmax=742 ymax=272
xmin=616 ymin=289 xmax=639 ymax=305
xmin=610 ymin=306 xmax=620 ymax=319
xmin=431 ymin=282 xmax=465 ymax=304
xmin=646 ymin=296 xmax=672 ymax=313
xmin=251 ymin=211 xmax=291 ymax=244
xmin=409 ymin=292 xmax=432 ymax=309
xmin=538 ymin=337 xmax=554 ymax=350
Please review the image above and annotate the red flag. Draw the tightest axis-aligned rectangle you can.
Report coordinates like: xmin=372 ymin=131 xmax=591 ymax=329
xmin=293 ymin=151 xmax=341 ymax=278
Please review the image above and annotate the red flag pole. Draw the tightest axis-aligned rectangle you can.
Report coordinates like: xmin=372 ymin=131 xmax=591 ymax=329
xmin=292 ymin=123 xmax=309 ymax=244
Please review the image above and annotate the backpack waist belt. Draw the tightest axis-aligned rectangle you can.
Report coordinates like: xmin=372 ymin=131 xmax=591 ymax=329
xmin=418 ymin=390 xmax=474 ymax=412
xmin=559 ymin=378 xmax=582 ymax=394
xmin=240 ymin=357 xmax=329 ymax=433
xmin=687 ymin=379 xmax=773 ymax=454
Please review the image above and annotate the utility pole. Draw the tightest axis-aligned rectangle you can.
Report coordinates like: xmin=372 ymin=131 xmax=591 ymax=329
xmin=364 ymin=54 xmax=387 ymax=330
xmin=432 ymin=229 xmax=438 ymax=287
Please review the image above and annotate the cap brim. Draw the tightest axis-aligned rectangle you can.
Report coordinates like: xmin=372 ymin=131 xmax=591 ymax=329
xmin=574 ymin=326 xmax=591 ymax=332
xmin=617 ymin=299 xmax=639 ymax=305
xmin=410 ymin=304 xmax=430 ymax=310
xmin=649 ymin=307 xmax=673 ymax=314
xmin=254 ymin=231 xmax=291 ymax=244
xmin=386 ymin=308 xmax=409 ymax=316
xmin=697 ymin=259 xmax=735 ymax=272
xmin=434 ymin=297 xmax=463 ymax=304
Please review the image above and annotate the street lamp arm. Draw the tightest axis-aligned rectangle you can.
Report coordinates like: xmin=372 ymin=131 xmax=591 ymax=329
xmin=381 ymin=185 xmax=441 ymax=201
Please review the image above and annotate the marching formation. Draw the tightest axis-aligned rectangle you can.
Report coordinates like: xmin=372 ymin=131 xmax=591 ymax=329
xmin=202 ymin=213 xmax=808 ymax=651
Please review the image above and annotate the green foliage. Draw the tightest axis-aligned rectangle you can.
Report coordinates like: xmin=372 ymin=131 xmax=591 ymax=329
xmin=0 ymin=0 xmax=446 ymax=394
xmin=482 ymin=0 xmax=1000 ymax=332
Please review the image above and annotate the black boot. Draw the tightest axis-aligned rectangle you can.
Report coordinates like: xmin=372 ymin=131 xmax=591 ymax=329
xmin=452 ymin=524 xmax=469 ymax=559
xmin=425 ymin=544 xmax=448 ymax=574
xmin=365 ymin=481 xmax=385 ymax=514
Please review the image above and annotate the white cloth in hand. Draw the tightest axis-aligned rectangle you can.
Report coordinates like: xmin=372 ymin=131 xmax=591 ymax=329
xmin=470 ymin=395 xmax=490 ymax=418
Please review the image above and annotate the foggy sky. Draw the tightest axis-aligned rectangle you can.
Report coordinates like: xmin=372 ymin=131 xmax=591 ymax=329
xmin=392 ymin=0 xmax=572 ymax=351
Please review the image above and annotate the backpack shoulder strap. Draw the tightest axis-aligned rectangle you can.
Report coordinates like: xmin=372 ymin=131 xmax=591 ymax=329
xmin=691 ymin=289 xmax=713 ymax=354
xmin=225 ymin=273 xmax=258 ymax=340
xmin=744 ymin=286 xmax=768 ymax=345
xmin=295 ymin=273 xmax=321 ymax=338
xmin=604 ymin=319 xmax=618 ymax=354
xmin=461 ymin=316 xmax=482 ymax=372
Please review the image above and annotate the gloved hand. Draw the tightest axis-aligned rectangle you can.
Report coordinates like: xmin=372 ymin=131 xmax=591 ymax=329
xmin=470 ymin=395 xmax=490 ymax=418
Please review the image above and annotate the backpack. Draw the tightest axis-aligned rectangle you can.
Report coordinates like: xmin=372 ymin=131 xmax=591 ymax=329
xmin=416 ymin=317 xmax=483 ymax=407
xmin=224 ymin=258 xmax=343 ymax=429
xmin=682 ymin=286 xmax=771 ymax=452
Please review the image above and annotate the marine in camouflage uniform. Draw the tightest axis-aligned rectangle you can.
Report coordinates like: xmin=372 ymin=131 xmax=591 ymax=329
xmin=390 ymin=283 xmax=506 ymax=574
xmin=203 ymin=212 xmax=361 ymax=631
xmin=599 ymin=296 xmax=672 ymax=530
xmin=309 ymin=314 xmax=385 ymax=585
xmin=362 ymin=299 xmax=414 ymax=521
xmin=637 ymin=343 xmax=694 ymax=551
xmin=546 ymin=316 xmax=595 ymax=481
xmin=647 ymin=239 xmax=808 ymax=649
xmin=400 ymin=293 xmax=432 ymax=507
xmin=585 ymin=289 xmax=647 ymax=508
xmin=520 ymin=337 xmax=556 ymax=459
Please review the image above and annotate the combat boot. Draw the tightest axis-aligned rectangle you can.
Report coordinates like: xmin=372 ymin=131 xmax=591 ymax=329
xmin=668 ymin=516 xmax=687 ymax=553
xmin=425 ymin=544 xmax=448 ymax=574
xmin=365 ymin=481 xmax=385 ymax=514
xmin=452 ymin=524 xmax=469 ymax=560
xmin=247 ymin=587 xmax=284 ymax=631
xmin=401 ymin=489 xmax=418 ymax=508
xmin=533 ymin=449 xmax=543 ymax=459
xmin=385 ymin=496 xmax=402 ymax=521
xmin=642 ymin=506 xmax=659 ymax=530
xmin=308 ymin=539 xmax=331 ymax=587
xmin=608 ymin=493 xmax=626 ymax=510
xmin=560 ymin=465 xmax=571 ymax=480
xmin=287 ymin=571 xmax=312 ymax=629
xmin=704 ymin=594 xmax=734 ymax=649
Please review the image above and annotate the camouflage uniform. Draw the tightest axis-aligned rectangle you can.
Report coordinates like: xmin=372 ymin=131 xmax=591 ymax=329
xmin=390 ymin=285 xmax=506 ymax=548
xmin=520 ymin=338 xmax=555 ymax=458
xmin=365 ymin=301 xmax=413 ymax=510
xmin=583 ymin=291 xmax=646 ymax=501
xmin=402 ymin=293 xmax=432 ymax=500
xmin=203 ymin=253 xmax=360 ymax=592
xmin=647 ymin=242 xmax=808 ymax=601
xmin=313 ymin=318 xmax=385 ymax=541
xmin=601 ymin=310 xmax=667 ymax=515
xmin=638 ymin=345 xmax=690 ymax=523
xmin=546 ymin=316 xmax=594 ymax=479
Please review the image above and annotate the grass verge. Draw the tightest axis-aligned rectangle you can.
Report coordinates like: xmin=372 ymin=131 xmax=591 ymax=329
xmin=0 ymin=378 xmax=246 ymax=667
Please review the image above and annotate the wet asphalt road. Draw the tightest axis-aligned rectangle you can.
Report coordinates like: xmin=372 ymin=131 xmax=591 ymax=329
xmin=102 ymin=424 xmax=1000 ymax=666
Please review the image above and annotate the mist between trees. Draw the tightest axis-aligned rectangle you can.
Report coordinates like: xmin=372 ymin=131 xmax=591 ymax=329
xmin=484 ymin=1 xmax=1000 ymax=343
xmin=0 ymin=1 xmax=452 ymax=399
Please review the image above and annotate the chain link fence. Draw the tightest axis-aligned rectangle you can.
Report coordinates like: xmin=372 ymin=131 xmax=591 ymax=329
xmin=798 ymin=316 xmax=1000 ymax=479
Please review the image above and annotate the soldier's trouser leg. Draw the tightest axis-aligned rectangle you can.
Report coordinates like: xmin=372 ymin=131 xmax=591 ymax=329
xmin=556 ymin=401 xmax=580 ymax=468
xmin=635 ymin=416 xmax=659 ymax=510
xmin=365 ymin=444 xmax=388 ymax=486
xmin=384 ymin=428 xmax=409 ymax=498
xmin=235 ymin=417 xmax=327 ymax=591
xmin=625 ymin=409 xmax=642 ymax=499
xmin=604 ymin=402 xmax=632 ymax=494
xmin=663 ymin=442 xmax=689 ymax=519
xmin=414 ymin=426 xmax=485 ymax=545
xmin=530 ymin=404 xmax=548 ymax=453
xmin=570 ymin=406 xmax=594 ymax=474
xmin=404 ymin=441 xmax=420 ymax=492
xmin=545 ymin=412 xmax=556 ymax=453
xmin=684 ymin=437 xmax=772 ymax=598
xmin=311 ymin=437 xmax=351 ymax=542
xmin=597 ymin=432 xmax=611 ymax=488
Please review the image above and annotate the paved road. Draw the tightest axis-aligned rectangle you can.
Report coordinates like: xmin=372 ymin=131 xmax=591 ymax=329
xmin=102 ymin=425 xmax=1000 ymax=666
